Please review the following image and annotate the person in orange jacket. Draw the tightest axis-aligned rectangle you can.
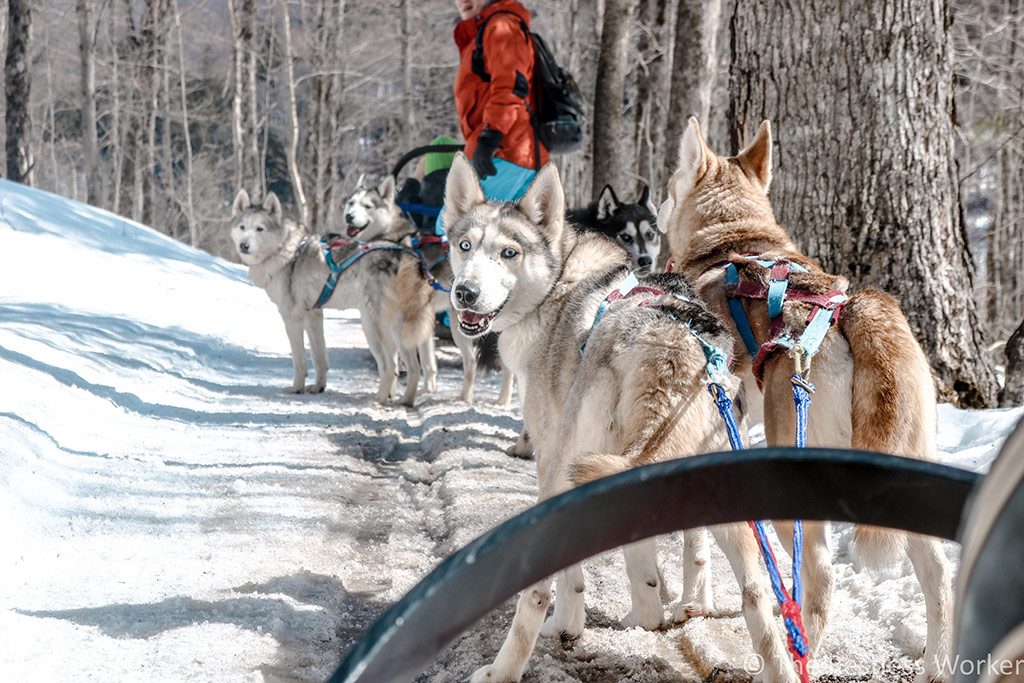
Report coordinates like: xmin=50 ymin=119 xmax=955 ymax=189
xmin=452 ymin=0 xmax=548 ymax=204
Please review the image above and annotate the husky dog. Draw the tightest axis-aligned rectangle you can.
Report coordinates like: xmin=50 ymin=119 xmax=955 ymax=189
xmin=341 ymin=175 xmax=407 ymax=240
xmin=660 ymin=118 xmax=953 ymax=682
xmin=339 ymin=177 xmax=512 ymax=406
xmin=444 ymin=153 xmax=805 ymax=683
xmin=567 ymin=184 xmax=662 ymax=273
xmin=230 ymin=190 xmax=434 ymax=406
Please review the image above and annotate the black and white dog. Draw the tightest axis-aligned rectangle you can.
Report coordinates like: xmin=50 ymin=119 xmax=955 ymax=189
xmin=567 ymin=184 xmax=663 ymax=273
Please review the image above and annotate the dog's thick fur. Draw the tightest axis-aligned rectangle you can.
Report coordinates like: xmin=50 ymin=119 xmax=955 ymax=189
xmin=444 ymin=153 xmax=806 ymax=683
xmin=230 ymin=190 xmax=434 ymax=406
xmin=567 ymin=184 xmax=662 ymax=273
xmin=660 ymin=118 xmax=953 ymax=682
xmin=338 ymin=176 xmax=511 ymax=405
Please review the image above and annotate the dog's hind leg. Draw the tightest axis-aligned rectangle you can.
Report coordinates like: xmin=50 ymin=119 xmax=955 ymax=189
xmin=418 ymin=336 xmax=437 ymax=393
xmin=470 ymin=577 xmax=554 ymax=683
xmin=398 ymin=343 xmax=420 ymax=407
xmin=621 ymin=538 xmax=666 ymax=630
xmin=906 ymin=533 xmax=953 ymax=683
xmin=673 ymin=527 xmax=714 ymax=621
xmin=283 ymin=316 xmax=308 ymax=393
xmin=714 ymin=523 xmax=800 ymax=683
xmin=304 ymin=310 xmax=328 ymax=393
xmin=497 ymin=365 xmax=514 ymax=406
xmin=451 ymin=314 xmax=478 ymax=403
xmin=362 ymin=318 xmax=397 ymax=404
xmin=540 ymin=564 xmax=585 ymax=643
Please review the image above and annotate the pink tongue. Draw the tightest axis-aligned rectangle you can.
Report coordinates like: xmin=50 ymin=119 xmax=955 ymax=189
xmin=346 ymin=226 xmax=360 ymax=237
xmin=460 ymin=310 xmax=487 ymax=324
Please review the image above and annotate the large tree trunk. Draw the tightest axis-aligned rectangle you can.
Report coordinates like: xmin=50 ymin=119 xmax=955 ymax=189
xmin=171 ymin=0 xmax=196 ymax=246
xmin=591 ymin=0 xmax=631 ymax=194
xmin=280 ymin=0 xmax=309 ymax=227
xmin=632 ymin=0 xmax=674 ymax=200
xmin=229 ymin=0 xmax=261 ymax=199
xmin=729 ymin=0 xmax=998 ymax=408
xmin=399 ymin=0 xmax=414 ymax=151
xmin=5 ymin=0 xmax=31 ymax=183
xmin=1001 ymin=317 xmax=1024 ymax=406
xmin=560 ymin=0 xmax=600 ymax=206
xmin=661 ymin=0 xmax=720 ymax=189
xmin=78 ymin=0 xmax=100 ymax=205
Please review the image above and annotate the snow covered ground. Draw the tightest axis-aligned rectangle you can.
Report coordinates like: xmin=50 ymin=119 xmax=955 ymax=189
xmin=0 ymin=180 xmax=1020 ymax=682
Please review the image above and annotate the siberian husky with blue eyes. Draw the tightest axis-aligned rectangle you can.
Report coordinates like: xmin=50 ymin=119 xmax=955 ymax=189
xmin=442 ymin=152 xmax=805 ymax=683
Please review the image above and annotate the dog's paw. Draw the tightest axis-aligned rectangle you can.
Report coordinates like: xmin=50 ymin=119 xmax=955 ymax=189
xmin=621 ymin=608 xmax=665 ymax=631
xmin=540 ymin=617 xmax=582 ymax=647
xmin=284 ymin=385 xmax=305 ymax=394
xmin=671 ymin=600 xmax=713 ymax=622
xmin=469 ymin=664 xmax=518 ymax=683
xmin=304 ymin=383 xmax=326 ymax=394
xmin=505 ymin=441 xmax=533 ymax=460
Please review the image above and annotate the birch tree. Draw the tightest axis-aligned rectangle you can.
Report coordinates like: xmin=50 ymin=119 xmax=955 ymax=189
xmin=5 ymin=0 xmax=31 ymax=183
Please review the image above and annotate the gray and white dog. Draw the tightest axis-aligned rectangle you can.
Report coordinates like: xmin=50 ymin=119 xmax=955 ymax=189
xmin=230 ymin=189 xmax=434 ymax=406
xmin=444 ymin=153 xmax=808 ymax=683
xmin=339 ymin=174 xmax=512 ymax=406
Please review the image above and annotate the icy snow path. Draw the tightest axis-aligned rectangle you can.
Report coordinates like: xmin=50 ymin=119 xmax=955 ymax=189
xmin=1 ymin=180 xmax=1021 ymax=682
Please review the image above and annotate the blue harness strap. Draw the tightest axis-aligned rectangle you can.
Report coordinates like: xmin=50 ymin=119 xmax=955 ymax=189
xmin=725 ymin=263 xmax=761 ymax=358
xmin=313 ymin=238 xmax=410 ymax=309
xmin=579 ymin=273 xmax=640 ymax=357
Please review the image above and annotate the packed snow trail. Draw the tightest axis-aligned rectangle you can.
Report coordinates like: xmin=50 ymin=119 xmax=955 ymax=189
xmin=0 ymin=180 xmax=1019 ymax=682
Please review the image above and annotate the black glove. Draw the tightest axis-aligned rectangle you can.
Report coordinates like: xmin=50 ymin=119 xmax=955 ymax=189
xmin=472 ymin=129 xmax=503 ymax=179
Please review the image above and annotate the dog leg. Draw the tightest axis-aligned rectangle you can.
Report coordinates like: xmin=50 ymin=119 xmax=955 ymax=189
xmin=363 ymin=321 xmax=396 ymax=404
xmin=673 ymin=527 xmax=714 ymax=621
xmin=470 ymin=577 xmax=553 ymax=683
xmin=451 ymin=318 xmax=478 ymax=403
xmin=497 ymin=366 xmax=514 ymax=407
xmin=282 ymin=316 xmax=307 ymax=393
xmin=304 ymin=311 xmax=328 ymax=393
xmin=714 ymin=523 xmax=799 ymax=683
xmin=505 ymin=429 xmax=532 ymax=459
xmin=773 ymin=520 xmax=834 ymax=657
xmin=906 ymin=533 xmax=953 ymax=683
xmin=419 ymin=336 xmax=437 ymax=394
xmin=540 ymin=564 xmax=585 ymax=644
xmin=398 ymin=345 xmax=420 ymax=407
xmin=621 ymin=538 xmax=666 ymax=630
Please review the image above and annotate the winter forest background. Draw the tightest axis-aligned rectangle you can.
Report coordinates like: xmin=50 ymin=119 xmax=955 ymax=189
xmin=0 ymin=0 xmax=1021 ymax=408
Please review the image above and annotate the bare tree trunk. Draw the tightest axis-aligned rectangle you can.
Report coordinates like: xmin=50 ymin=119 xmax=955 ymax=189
xmin=1001 ymin=317 xmax=1024 ymax=406
xmin=730 ymin=0 xmax=998 ymax=407
xmin=306 ymin=0 xmax=344 ymax=230
xmin=632 ymin=0 xmax=673 ymax=200
xmin=280 ymin=0 xmax=309 ymax=226
xmin=108 ymin=4 xmax=124 ymax=213
xmin=229 ymin=0 xmax=260 ymax=198
xmin=5 ymin=0 xmax=31 ymax=183
xmin=591 ymin=0 xmax=631 ymax=194
xmin=78 ymin=0 xmax=100 ymax=204
xmin=560 ymin=0 xmax=600 ymax=206
xmin=661 ymin=0 xmax=720 ymax=187
xmin=171 ymin=0 xmax=196 ymax=246
xmin=400 ymin=0 xmax=414 ymax=150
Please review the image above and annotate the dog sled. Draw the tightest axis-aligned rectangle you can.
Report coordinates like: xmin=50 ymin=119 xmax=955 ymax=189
xmin=328 ymin=435 xmax=1024 ymax=682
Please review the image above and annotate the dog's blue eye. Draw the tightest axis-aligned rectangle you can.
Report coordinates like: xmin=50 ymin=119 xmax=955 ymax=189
xmin=459 ymin=240 xmax=471 ymax=251
xmin=501 ymin=248 xmax=518 ymax=259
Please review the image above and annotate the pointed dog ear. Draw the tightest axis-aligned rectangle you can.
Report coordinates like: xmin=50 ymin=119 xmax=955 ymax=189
xmin=378 ymin=175 xmax=396 ymax=203
xmin=656 ymin=198 xmax=673 ymax=234
xmin=736 ymin=120 xmax=772 ymax=193
xmin=517 ymin=163 xmax=564 ymax=241
xmin=670 ymin=117 xmax=709 ymax=201
xmin=638 ymin=184 xmax=658 ymax=217
xmin=596 ymin=184 xmax=619 ymax=220
xmin=263 ymin=192 xmax=282 ymax=221
xmin=232 ymin=189 xmax=250 ymax=217
xmin=355 ymin=173 xmax=367 ymax=190
xmin=443 ymin=153 xmax=485 ymax=227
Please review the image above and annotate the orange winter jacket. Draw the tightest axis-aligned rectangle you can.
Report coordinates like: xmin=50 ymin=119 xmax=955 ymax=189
xmin=454 ymin=0 xmax=549 ymax=170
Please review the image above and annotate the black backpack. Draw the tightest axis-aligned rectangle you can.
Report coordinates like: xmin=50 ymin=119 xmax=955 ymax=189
xmin=471 ymin=12 xmax=585 ymax=155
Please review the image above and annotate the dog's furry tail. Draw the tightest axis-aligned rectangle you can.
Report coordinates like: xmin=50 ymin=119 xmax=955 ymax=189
xmin=396 ymin=259 xmax=435 ymax=349
xmin=569 ymin=453 xmax=630 ymax=486
xmin=474 ymin=332 xmax=502 ymax=373
xmin=838 ymin=288 xmax=936 ymax=459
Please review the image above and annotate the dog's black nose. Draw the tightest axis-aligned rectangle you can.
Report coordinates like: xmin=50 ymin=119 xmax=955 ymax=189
xmin=345 ymin=212 xmax=355 ymax=223
xmin=454 ymin=283 xmax=480 ymax=307
xmin=637 ymin=255 xmax=653 ymax=268
xmin=239 ymin=241 xmax=250 ymax=253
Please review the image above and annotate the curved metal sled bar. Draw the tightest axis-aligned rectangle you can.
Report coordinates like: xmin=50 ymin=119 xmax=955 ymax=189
xmin=390 ymin=143 xmax=466 ymax=180
xmin=330 ymin=448 xmax=979 ymax=683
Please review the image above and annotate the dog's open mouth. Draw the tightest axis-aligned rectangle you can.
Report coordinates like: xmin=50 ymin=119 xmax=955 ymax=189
xmin=456 ymin=307 xmax=501 ymax=336
xmin=345 ymin=224 xmax=365 ymax=238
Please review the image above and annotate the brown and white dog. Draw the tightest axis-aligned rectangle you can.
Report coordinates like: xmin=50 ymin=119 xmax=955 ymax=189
xmin=659 ymin=117 xmax=953 ymax=682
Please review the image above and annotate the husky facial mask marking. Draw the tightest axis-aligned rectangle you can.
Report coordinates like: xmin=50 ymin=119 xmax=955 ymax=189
xmin=444 ymin=154 xmax=564 ymax=338
xmin=342 ymin=174 xmax=396 ymax=239
xmin=569 ymin=184 xmax=664 ymax=273
xmin=230 ymin=190 xmax=288 ymax=265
